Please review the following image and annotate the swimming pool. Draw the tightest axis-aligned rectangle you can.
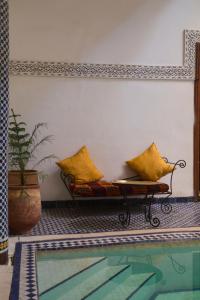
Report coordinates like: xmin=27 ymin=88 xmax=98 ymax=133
xmin=37 ymin=240 xmax=200 ymax=300
xmin=10 ymin=231 xmax=200 ymax=300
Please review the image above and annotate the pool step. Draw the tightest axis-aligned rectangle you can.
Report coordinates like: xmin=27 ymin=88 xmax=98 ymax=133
xmin=84 ymin=270 xmax=155 ymax=300
xmin=127 ymin=272 xmax=157 ymax=300
xmin=37 ymin=256 xmax=104 ymax=294
xmin=40 ymin=257 xmax=128 ymax=300
xmin=155 ymin=290 xmax=200 ymax=300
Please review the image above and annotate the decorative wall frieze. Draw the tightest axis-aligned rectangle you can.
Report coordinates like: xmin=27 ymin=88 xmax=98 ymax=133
xmin=9 ymin=29 xmax=200 ymax=80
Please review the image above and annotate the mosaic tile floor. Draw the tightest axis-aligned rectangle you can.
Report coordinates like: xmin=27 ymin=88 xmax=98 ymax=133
xmin=21 ymin=200 xmax=200 ymax=236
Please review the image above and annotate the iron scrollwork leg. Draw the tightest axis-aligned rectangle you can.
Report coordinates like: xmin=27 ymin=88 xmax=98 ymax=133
xmin=161 ymin=195 xmax=172 ymax=214
xmin=144 ymin=202 xmax=151 ymax=222
xmin=119 ymin=198 xmax=131 ymax=228
xmin=145 ymin=194 xmax=160 ymax=228
xmin=160 ymin=159 xmax=186 ymax=215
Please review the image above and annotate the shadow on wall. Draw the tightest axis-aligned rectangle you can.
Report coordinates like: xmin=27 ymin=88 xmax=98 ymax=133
xmin=40 ymin=168 xmax=69 ymax=201
xmin=10 ymin=0 xmax=172 ymax=62
xmin=70 ymin=0 xmax=171 ymax=60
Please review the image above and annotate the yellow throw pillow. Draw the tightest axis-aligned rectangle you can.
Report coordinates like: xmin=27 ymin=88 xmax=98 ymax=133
xmin=56 ymin=146 xmax=104 ymax=184
xmin=126 ymin=143 xmax=174 ymax=181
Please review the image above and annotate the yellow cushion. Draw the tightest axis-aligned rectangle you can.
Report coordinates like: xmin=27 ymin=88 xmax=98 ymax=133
xmin=56 ymin=146 xmax=104 ymax=184
xmin=126 ymin=143 xmax=174 ymax=181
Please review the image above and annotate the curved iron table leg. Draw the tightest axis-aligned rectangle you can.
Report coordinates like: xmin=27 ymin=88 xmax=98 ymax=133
xmin=145 ymin=194 xmax=160 ymax=228
xmin=161 ymin=194 xmax=172 ymax=214
xmin=118 ymin=197 xmax=131 ymax=228
xmin=119 ymin=208 xmax=131 ymax=227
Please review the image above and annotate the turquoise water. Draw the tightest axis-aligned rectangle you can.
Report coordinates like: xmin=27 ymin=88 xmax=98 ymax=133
xmin=36 ymin=239 xmax=200 ymax=300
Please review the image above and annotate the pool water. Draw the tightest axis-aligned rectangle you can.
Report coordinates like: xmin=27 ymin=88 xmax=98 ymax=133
xmin=36 ymin=239 xmax=200 ymax=300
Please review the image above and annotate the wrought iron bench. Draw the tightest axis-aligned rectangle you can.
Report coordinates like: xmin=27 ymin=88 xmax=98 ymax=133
xmin=60 ymin=159 xmax=186 ymax=228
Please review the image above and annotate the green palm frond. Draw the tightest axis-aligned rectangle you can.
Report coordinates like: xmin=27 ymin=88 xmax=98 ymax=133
xmin=8 ymin=109 xmax=56 ymax=184
xmin=30 ymin=123 xmax=47 ymax=142
xmin=32 ymin=154 xmax=57 ymax=169
xmin=30 ymin=135 xmax=53 ymax=155
xmin=9 ymin=127 xmax=26 ymax=133
xmin=8 ymin=113 xmax=21 ymax=118
xmin=9 ymin=121 xmax=27 ymax=126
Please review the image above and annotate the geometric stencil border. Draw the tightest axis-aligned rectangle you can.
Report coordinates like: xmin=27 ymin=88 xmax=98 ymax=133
xmin=9 ymin=30 xmax=200 ymax=80
xmin=10 ymin=230 xmax=200 ymax=300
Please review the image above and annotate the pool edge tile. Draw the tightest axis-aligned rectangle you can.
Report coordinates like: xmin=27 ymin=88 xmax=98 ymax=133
xmin=10 ymin=229 xmax=200 ymax=300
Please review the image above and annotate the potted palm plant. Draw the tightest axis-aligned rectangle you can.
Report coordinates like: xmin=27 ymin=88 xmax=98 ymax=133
xmin=8 ymin=108 xmax=55 ymax=234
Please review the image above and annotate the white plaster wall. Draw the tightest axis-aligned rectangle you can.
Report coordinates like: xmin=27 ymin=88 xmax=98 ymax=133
xmin=9 ymin=0 xmax=197 ymax=200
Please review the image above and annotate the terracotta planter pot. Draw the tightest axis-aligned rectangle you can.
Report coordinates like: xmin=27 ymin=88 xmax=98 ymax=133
xmin=8 ymin=170 xmax=39 ymax=186
xmin=8 ymin=185 xmax=41 ymax=235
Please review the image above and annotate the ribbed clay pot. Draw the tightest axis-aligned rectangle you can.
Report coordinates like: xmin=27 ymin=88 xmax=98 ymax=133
xmin=8 ymin=185 xmax=41 ymax=235
xmin=8 ymin=170 xmax=39 ymax=186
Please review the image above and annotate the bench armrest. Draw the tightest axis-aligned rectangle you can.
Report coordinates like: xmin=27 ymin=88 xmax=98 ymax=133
xmin=122 ymin=158 xmax=186 ymax=196
xmin=60 ymin=171 xmax=75 ymax=200
xmin=162 ymin=158 xmax=186 ymax=194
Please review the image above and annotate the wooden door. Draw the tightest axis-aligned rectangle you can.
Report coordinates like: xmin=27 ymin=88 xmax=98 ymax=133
xmin=194 ymin=43 xmax=200 ymax=198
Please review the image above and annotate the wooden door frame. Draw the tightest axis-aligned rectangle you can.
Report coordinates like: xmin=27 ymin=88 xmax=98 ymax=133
xmin=194 ymin=43 xmax=200 ymax=198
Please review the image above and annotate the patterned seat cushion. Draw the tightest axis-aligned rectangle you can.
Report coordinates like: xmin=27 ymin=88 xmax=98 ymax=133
xmin=69 ymin=181 xmax=169 ymax=197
